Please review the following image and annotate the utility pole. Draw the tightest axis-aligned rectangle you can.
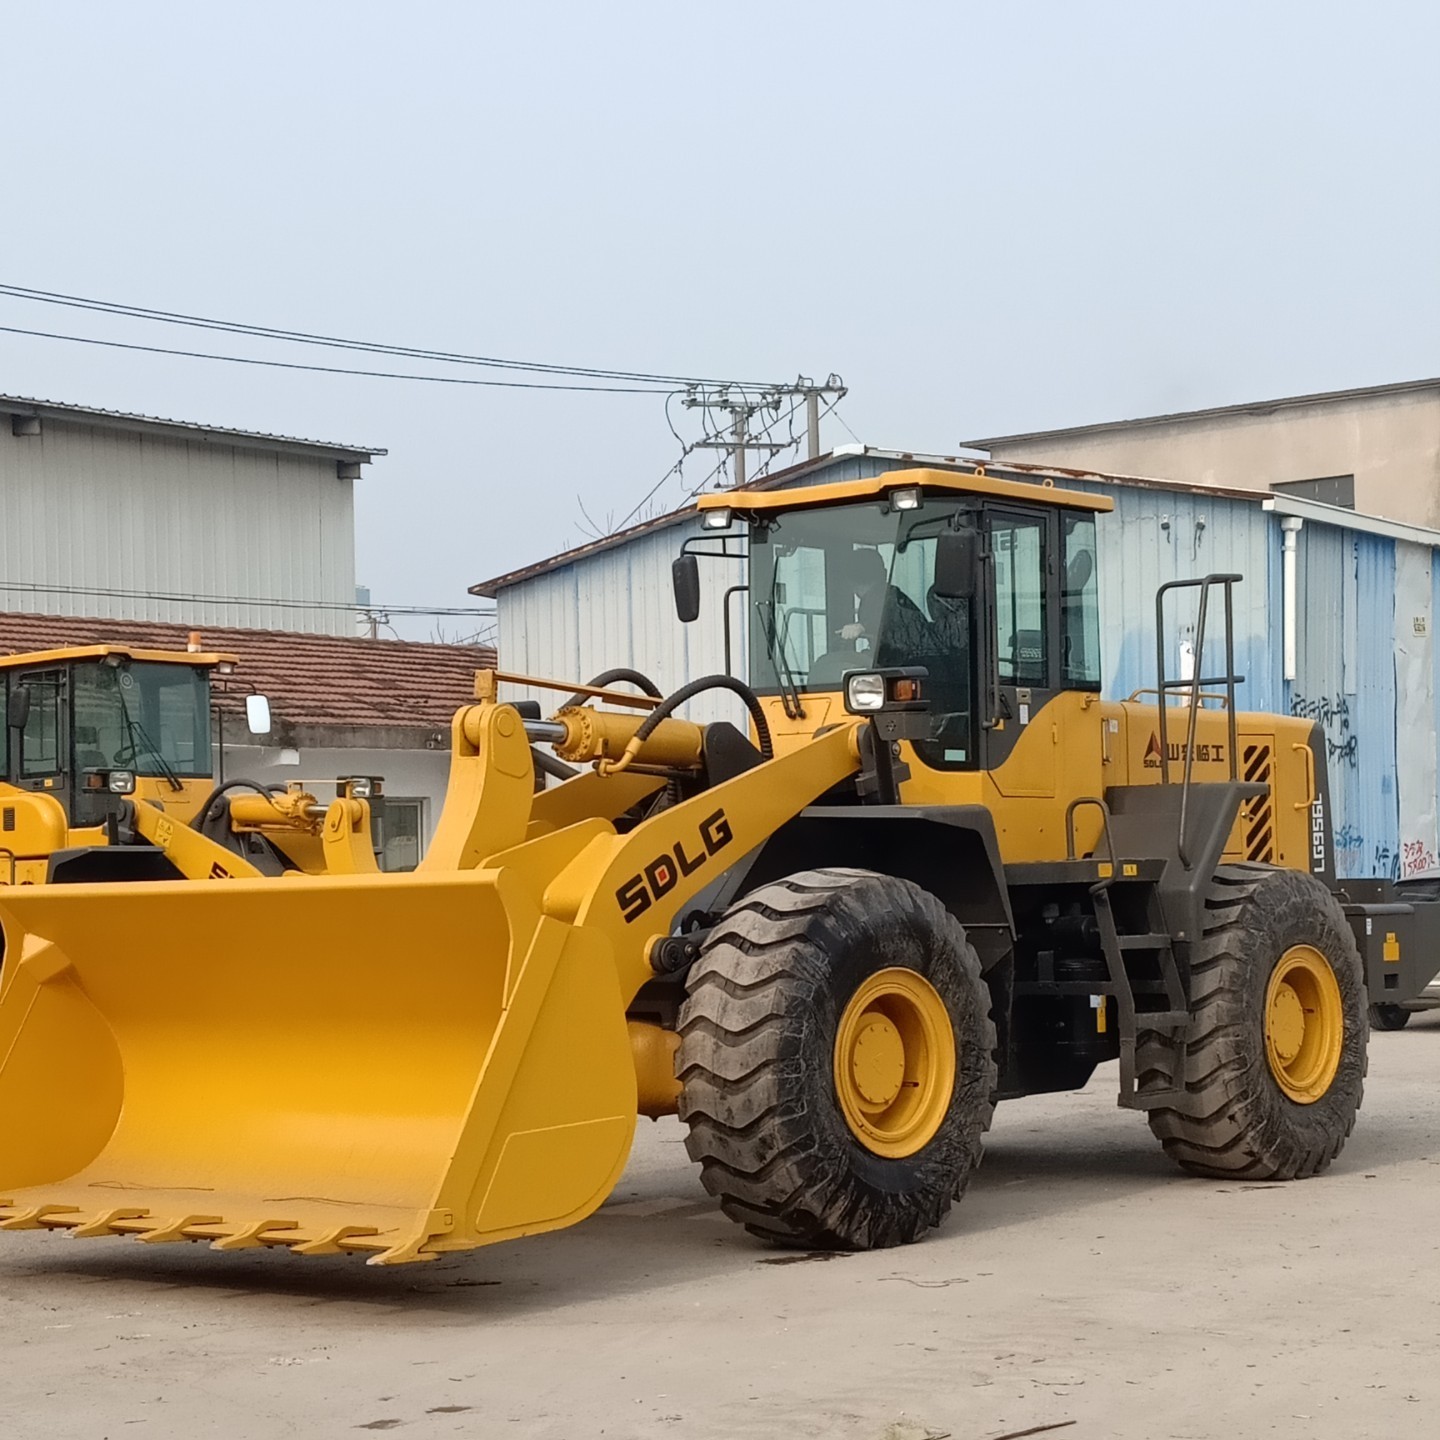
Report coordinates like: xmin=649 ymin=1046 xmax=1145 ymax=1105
xmin=683 ymin=389 xmax=788 ymax=489
xmin=683 ymin=374 xmax=847 ymax=488
xmin=790 ymin=374 xmax=847 ymax=460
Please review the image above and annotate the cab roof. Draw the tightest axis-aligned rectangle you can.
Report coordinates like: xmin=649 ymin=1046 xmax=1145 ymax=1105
xmin=695 ymin=465 xmax=1114 ymax=517
xmin=0 ymin=644 xmax=237 ymax=672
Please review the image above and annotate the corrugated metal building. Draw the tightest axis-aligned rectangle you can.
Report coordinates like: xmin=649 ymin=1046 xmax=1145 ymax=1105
xmin=0 ymin=393 xmax=383 ymax=635
xmin=473 ymin=446 xmax=1440 ymax=882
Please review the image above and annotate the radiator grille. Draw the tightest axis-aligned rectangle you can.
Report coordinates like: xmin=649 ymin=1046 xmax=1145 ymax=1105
xmin=1242 ymin=741 xmax=1275 ymax=862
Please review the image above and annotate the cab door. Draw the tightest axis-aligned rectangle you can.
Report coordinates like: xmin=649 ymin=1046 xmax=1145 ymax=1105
xmin=11 ymin=667 xmax=71 ymax=817
xmin=980 ymin=507 xmax=1059 ymax=791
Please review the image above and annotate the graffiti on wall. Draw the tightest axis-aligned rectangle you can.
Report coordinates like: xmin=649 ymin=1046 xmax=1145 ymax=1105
xmin=1289 ymin=693 xmax=1359 ymax=771
xmin=1402 ymin=839 xmax=1439 ymax=879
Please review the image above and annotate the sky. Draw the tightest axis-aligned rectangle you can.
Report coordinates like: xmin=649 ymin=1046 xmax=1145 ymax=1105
xmin=2 ymin=2 xmax=1438 ymax=639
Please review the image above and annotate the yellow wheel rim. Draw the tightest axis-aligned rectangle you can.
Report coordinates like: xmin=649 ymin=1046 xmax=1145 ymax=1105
xmin=1264 ymin=944 xmax=1343 ymax=1104
xmin=833 ymin=968 xmax=956 ymax=1158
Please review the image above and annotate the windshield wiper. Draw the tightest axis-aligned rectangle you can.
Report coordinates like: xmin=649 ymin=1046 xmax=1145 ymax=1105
xmin=115 ymin=681 xmax=184 ymax=792
xmin=756 ymin=595 xmax=805 ymax=722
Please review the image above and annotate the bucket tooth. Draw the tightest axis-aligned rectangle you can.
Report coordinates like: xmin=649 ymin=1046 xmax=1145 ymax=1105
xmin=367 ymin=1209 xmax=455 ymax=1266
xmin=71 ymin=1207 xmax=151 ymax=1237
xmin=0 ymin=1205 xmax=81 ymax=1231
xmin=134 ymin=1213 xmax=224 ymax=1244
xmin=290 ymin=1225 xmax=382 ymax=1257
xmin=210 ymin=1219 xmax=300 ymax=1252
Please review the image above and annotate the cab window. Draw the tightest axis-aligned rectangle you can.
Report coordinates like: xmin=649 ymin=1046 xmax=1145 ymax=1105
xmin=71 ymin=662 xmax=213 ymax=777
xmin=1061 ymin=513 xmax=1101 ymax=689
xmin=991 ymin=515 xmax=1048 ymax=686
xmin=18 ymin=670 xmax=65 ymax=778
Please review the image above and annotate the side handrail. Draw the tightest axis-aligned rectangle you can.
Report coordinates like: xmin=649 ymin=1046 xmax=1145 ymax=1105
xmin=1155 ymin=574 xmax=1244 ymax=869
xmin=1125 ymin=687 xmax=1230 ymax=708
xmin=1065 ymin=795 xmax=1119 ymax=893
xmin=1292 ymin=741 xmax=1317 ymax=812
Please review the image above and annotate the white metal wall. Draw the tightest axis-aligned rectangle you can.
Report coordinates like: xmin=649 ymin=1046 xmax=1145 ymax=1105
xmin=1394 ymin=541 xmax=1437 ymax=877
xmin=497 ymin=517 xmax=752 ymax=726
xmin=0 ymin=419 xmax=356 ymax=634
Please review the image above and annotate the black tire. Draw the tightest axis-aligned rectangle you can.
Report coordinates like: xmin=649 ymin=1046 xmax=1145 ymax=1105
xmin=1369 ymin=1003 xmax=1413 ymax=1031
xmin=1139 ymin=864 xmax=1367 ymax=1179
xmin=677 ymin=868 xmax=997 ymax=1249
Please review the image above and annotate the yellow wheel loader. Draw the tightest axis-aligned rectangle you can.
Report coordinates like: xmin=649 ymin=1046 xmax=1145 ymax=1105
xmin=0 ymin=468 xmax=1434 ymax=1266
xmin=0 ymin=643 xmax=380 ymax=904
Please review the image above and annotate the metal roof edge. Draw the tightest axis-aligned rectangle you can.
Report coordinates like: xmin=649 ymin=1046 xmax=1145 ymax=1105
xmin=961 ymin=376 xmax=1440 ymax=450
xmin=1260 ymin=493 xmax=1440 ymax=548
xmin=0 ymin=393 xmax=386 ymax=461
xmin=469 ymin=506 xmax=699 ymax=597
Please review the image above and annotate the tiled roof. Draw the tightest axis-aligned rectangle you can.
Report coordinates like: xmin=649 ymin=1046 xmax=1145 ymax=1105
xmin=0 ymin=612 xmax=494 ymax=734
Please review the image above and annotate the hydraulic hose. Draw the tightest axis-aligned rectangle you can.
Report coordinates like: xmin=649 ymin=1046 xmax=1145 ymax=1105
xmin=631 ymin=675 xmax=773 ymax=761
xmin=533 ymin=747 xmax=579 ymax=782
xmin=562 ymin=668 xmax=663 ymax=710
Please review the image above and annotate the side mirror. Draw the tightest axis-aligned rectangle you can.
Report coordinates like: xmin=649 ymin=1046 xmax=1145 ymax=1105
xmin=8 ymin=684 xmax=31 ymax=732
xmin=245 ymin=693 xmax=272 ymax=736
xmin=672 ymin=554 xmax=701 ymax=624
xmin=934 ymin=529 xmax=981 ymax=599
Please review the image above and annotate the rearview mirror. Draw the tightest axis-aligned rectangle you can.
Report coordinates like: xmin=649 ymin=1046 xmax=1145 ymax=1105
xmin=672 ymin=554 xmax=701 ymax=623
xmin=245 ymin=693 xmax=272 ymax=736
xmin=934 ymin=529 xmax=981 ymax=599
xmin=8 ymin=683 xmax=31 ymax=732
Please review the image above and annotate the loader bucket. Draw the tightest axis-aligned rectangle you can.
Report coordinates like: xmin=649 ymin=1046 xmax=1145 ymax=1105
xmin=0 ymin=869 xmax=639 ymax=1263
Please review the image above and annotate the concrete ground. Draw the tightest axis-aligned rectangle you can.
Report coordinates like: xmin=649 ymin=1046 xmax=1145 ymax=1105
xmin=3 ymin=1019 xmax=1439 ymax=1440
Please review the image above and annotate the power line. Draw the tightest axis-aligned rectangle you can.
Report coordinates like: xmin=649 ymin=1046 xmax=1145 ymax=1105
xmin=833 ymin=405 xmax=863 ymax=445
xmin=0 ymin=324 xmax=683 ymax=395
xmin=0 ymin=579 xmax=494 ymax=619
xmin=682 ymin=375 xmax=846 ymax=487
xmin=611 ymin=382 xmax=845 ymax=536
xmin=0 ymin=282 xmax=780 ymax=389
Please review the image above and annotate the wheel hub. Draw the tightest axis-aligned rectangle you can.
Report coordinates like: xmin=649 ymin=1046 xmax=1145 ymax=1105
xmin=850 ymin=1017 xmax=906 ymax=1106
xmin=833 ymin=968 xmax=956 ymax=1158
xmin=1264 ymin=944 xmax=1343 ymax=1104
xmin=1267 ymin=983 xmax=1306 ymax=1063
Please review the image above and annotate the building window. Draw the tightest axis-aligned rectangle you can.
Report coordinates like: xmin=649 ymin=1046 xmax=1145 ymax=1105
xmin=377 ymin=798 xmax=426 ymax=871
xmin=1273 ymin=475 xmax=1355 ymax=509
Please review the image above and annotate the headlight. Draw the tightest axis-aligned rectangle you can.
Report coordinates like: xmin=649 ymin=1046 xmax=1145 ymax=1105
xmin=889 ymin=486 xmax=923 ymax=511
xmin=701 ymin=506 xmax=733 ymax=530
xmin=842 ymin=667 xmax=929 ymax=716
xmin=108 ymin=770 xmax=136 ymax=794
xmin=845 ymin=673 xmax=887 ymax=712
xmin=348 ymin=777 xmax=374 ymax=799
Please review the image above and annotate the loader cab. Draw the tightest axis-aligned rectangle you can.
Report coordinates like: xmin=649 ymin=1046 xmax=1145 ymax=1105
xmin=706 ymin=472 xmax=1106 ymax=774
xmin=0 ymin=647 xmax=229 ymax=828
